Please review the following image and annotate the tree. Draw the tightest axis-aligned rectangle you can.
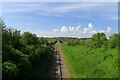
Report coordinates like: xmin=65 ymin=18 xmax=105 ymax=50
xmin=67 ymin=39 xmax=80 ymax=46
xmin=17 ymin=57 xmax=31 ymax=77
xmin=92 ymin=33 xmax=107 ymax=47
xmin=92 ymin=33 xmax=107 ymax=41
xmin=2 ymin=28 xmax=13 ymax=46
xmin=2 ymin=45 xmax=23 ymax=63
xmin=0 ymin=17 xmax=6 ymax=30
xmin=1 ymin=18 xmax=54 ymax=79
xmin=12 ymin=30 xmax=21 ymax=49
xmin=20 ymin=32 xmax=38 ymax=46
xmin=38 ymin=37 xmax=49 ymax=45
xmin=108 ymin=33 xmax=119 ymax=48
xmin=2 ymin=61 xmax=19 ymax=79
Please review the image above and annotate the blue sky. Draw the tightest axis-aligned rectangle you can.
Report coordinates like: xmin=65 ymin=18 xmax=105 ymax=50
xmin=1 ymin=2 xmax=118 ymax=38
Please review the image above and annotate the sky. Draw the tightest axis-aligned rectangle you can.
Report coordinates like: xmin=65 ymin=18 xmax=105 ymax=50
xmin=1 ymin=2 xmax=118 ymax=38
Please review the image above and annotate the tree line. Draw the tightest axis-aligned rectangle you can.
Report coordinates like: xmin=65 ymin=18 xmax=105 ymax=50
xmin=1 ymin=18 xmax=56 ymax=79
xmin=66 ymin=32 xmax=119 ymax=49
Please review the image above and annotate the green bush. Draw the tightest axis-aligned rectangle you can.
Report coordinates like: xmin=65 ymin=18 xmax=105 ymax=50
xmin=1 ymin=18 xmax=54 ymax=79
xmin=2 ymin=61 xmax=19 ymax=78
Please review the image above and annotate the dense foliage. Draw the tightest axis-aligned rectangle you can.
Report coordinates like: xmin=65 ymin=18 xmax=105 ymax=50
xmin=1 ymin=18 xmax=55 ymax=79
xmin=1 ymin=17 xmax=119 ymax=78
xmin=60 ymin=32 xmax=119 ymax=78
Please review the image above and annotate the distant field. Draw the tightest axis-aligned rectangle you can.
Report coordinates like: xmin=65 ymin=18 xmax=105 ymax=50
xmin=46 ymin=38 xmax=57 ymax=42
xmin=60 ymin=44 xmax=118 ymax=78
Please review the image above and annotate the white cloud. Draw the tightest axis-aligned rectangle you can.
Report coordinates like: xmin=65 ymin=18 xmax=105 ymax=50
xmin=83 ymin=27 xmax=89 ymax=33
xmin=4 ymin=3 xmax=46 ymax=13
xmin=53 ymin=23 xmax=103 ymax=37
xmin=76 ymin=26 xmax=81 ymax=31
xmin=69 ymin=26 xmax=75 ymax=32
xmin=4 ymin=2 xmax=95 ymax=14
xmin=53 ymin=3 xmax=106 ymax=13
xmin=53 ymin=29 xmax=59 ymax=32
xmin=88 ymin=23 xmax=93 ymax=30
xmin=99 ymin=30 xmax=105 ymax=33
xmin=89 ymin=30 xmax=97 ymax=34
xmin=62 ymin=26 xmax=81 ymax=32
xmin=61 ymin=26 xmax=68 ymax=32
xmin=11 ymin=23 xmax=113 ymax=38
xmin=103 ymin=15 xmax=118 ymax=20
xmin=107 ymin=27 xmax=111 ymax=33
xmin=3 ymin=2 xmax=117 ymax=20
xmin=83 ymin=23 xmax=94 ymax=33
xmin=3 ymin=2 xmax=113 ymax=14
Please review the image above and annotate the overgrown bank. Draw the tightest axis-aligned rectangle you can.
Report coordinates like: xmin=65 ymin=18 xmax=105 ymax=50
xmin=60 ymin=33 xmax=119 ymax=78
xmin=1 ymin=18 xmax=56 ymax=79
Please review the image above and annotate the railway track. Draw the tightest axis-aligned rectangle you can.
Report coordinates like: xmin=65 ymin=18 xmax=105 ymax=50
xmin=56 ymin=43 xmax=62 ymax=80
xmin=46 ymin=42 xmax=70 ymax=79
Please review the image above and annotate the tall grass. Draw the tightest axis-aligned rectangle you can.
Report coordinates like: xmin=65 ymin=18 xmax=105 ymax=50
xmin=60 ymin=44 xmax=118 ymax=78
